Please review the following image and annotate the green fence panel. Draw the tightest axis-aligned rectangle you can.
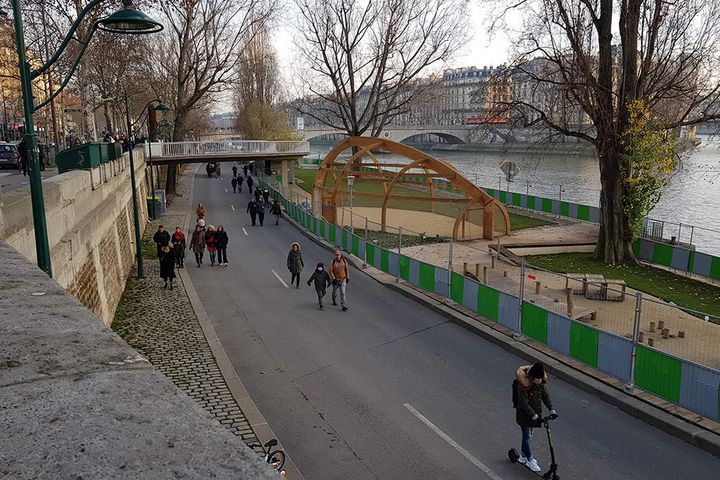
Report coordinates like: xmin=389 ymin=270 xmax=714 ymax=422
xmin=499 ymin=191 xmax=507 ymax=204
xmin=342 ymin=229 xmax=349 ymax=249
xmin=541 ymin=198 xmax=553 ymax=213
xmin=399 ymin=255 xmax=410 ymax=280
xmin=711 ymin=257 xmax=720 ymax=281
xmin=329 ymin=224 xmax=336 ymax=243
xmin=577 ymin=204 xmax=590 ymax=221
xmin=512 ymin=193 xmax=521 ymax=206
xmin=419 ymin=262 xmax=435 ymax=291
xmin=560 ymin=202 xmax=570 ymax=217
xmin=651 ymin=243 xmax=673 ymax=267
xmin=477 ymin=284 xmax=500 ymax=321
xmin=450 ymin=272 xmax=464 ymax=304
xmin=635 ymin=347 xmax=682 ymax=402
xmin=351 ymin=234 xmax=360 ymax=256
xmin=521 ymin=303 xmax=548 ymax=344
xmin=527 ymin=196 xmax=536 ymax=210
xmin=570 ymin=322 xmax=599 ymax=367
xmin=380 ymin=249 xmax=390 ymax=273
xmin=366 ymin=244 xmax=376 ymax=266
xmin=320 ymin=221 xmax=326 ymax=238
xmin=485 ymin=188 xmax=495 ymax=197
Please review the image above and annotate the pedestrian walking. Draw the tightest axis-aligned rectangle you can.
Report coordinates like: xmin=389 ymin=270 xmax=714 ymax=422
xmin=287 ymin=242 xmax=304 ymax=288
xmin=263 ymin=189 xmax=270 ymax=205
xmin=171 ymin=227 xmax=186 ymax=268
xmin=247 ymin=198 xmax=258 ymax=226
xmin=513 ymin=362 xmax=557 ymax=473
xmin=246 ymin=176 xmax=254 ymax=192
xmin=248 ymin=163 xmax=254 ymax=174
xmin=17 ymin=134 xmax=28 ymax=176
xmin=216 ymin=225 xmax=229 ymax=266
xmin=159 ymin=244 xmax=176 ymax=289
xmin=205 ymin=225 xmax=217 ymax=266
xmin=307 ymin=263 xmax=332 ymax=309
xmin=190 ymin=224 xmax=206 ymax=267
xmin=254 ymin=187 xmax=261 ymax=202
xmin=232 ymin=165 xmax=238 ymax=178
xmin=243 ymin=164 xmax=248 ymax=177
xmin=237 ymin=175 xmax=244 ymax=193
xmin=329 ymin=251 xmax=350 ymax=311
xmin=231 ymin=177 xmax=238 ymax=193
xmin=257 ymin=198 xmax=266 ymax=226
xmin=196 ymin=203 xmax=206 ymax=222
xmin=271 ymin=199 xmax=282 ymax=225
xmin=152 ymin=225 xmax=171 ymax=258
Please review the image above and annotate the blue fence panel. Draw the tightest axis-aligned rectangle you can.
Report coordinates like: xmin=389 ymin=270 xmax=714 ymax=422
xmin=498 ymin=292 xmax=520 ymax=332
xmin=462 ymin=276 xmax=480 ymax=312
xmin=388 ymin=252 xmax=400 ymax=277
xmin=597 ymin=331 xmax=633 ymax=383
xmin=409 ymin=258 xmax=421 ymax=287
xmin=546 ymin=312 xmax=571 ymax=356
xmin=434 ymin=267 xmax=449 ymax=297
xmin=680 ymin=361 xmax=720 ymax=421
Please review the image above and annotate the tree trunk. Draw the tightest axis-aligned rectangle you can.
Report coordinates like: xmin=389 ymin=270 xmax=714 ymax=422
xmin=164 ymin=114 xmax=187 ymax=195
xmin=595 ymin=141 xmax=634 ymax=263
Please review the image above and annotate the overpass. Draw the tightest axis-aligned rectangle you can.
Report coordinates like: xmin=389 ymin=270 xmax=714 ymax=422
xmin=149 ymin=140 xmax=310 ymax=185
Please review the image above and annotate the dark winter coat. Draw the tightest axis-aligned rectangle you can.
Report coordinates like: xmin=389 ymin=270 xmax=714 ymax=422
xmin=515 ymin=365 xmax=553 ymax=428
xmin=190 ymin=230 xmax=205 ymax=253
xmin=153 ymin=230 xmax=171 ymax=249
xmin=247 ymin=200 xmax=258 ymax=214
xmin=172 ymin=232 xmax=186 ymax=258
xmin=231 ymin=178 xmax=237 ymax=187
xmin=247 ymin=177 xmax=254 ymax=189
xmin=256 ymin=200 xmax=266 ymax=214
xmin=287 ymin=244 xmax=304 ymax=273
xmin=205 ymin=231 xmax=217 ymax=251
xmin=159 ymin=249 xmax=176 ymax=279
xmin=237 ymin=176 xmax=244 ymax=184
xmin=215 ymin=230 xmax=228 ymax=248
xmin=307 ymin=269 xmax=331 ymax=291
xmin=271 ymin=202 xmax=282 ymax=215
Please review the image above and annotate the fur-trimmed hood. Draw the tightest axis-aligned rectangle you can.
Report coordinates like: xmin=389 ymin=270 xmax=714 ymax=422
xmin=516 ymin=365 xmax=548 ymax=389
xmin=290 ymin=242 xmax=301 ymax=250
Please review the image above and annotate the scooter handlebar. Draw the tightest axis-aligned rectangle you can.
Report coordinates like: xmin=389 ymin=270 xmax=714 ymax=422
xmin=543 ymin=413 xmax=559 ymax=422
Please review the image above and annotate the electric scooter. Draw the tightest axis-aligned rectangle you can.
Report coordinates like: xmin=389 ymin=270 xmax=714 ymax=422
xmin=508 ymin=413 xmax=560 ymax=480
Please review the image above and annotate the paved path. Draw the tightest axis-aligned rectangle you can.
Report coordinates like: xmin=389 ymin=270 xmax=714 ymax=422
xmin=187 ymin=170 xmax=720 ymax=480
xmin=0 ymin=168 xmax=58 ymax=192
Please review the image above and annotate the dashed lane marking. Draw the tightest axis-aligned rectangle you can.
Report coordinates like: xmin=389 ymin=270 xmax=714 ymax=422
xmin=272 ymin=270 xmax=289 ymax=288
xmin=242 ymin=228 xmax=248 ymax=236
xmin=231 ymin=204 xmax=235 ymax=211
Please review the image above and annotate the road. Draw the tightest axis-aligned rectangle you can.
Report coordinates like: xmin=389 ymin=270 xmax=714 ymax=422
xmin=0 ymin=168 xmax=58 ymax=192
xmin=186 ymin=169 xmax=720 ymax=480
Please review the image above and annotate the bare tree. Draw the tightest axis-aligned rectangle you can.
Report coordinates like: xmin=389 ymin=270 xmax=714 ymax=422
xmin=146 ymin=0 xmax=275 ymax=193
xmin=490 ymin=0 xmax=720 ymax=263
xmin=293 ymin=0 xmax=469 ymax=137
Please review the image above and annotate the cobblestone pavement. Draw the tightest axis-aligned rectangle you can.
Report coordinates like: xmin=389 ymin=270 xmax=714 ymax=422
xmin=113 ymin=166 xmax=264 ymax=453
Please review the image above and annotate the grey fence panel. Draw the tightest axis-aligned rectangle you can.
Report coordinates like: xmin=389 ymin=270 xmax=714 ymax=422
xmin=463 ymin=276 xmax=480 ymax=312
xmin=498 ymin=292 xmax=520 ymax=332
xmin=551 ymin=199 xmax=561 ymax=215
xmin=435 ymin=268 xmax=449 ymax=297
xmin=692 ymin=252 xmax=713 ymax=277
xmin=357 ymin=239 xmax=367 ymax=263
xmin=680 ymin=361 xmax=720 ymax=421
xmin=547 ymin=312 xmax=572 ymax=356
xmin=597 ymin=331 xmax=633 ymax=383
xmin=588 ymin=207 xmax=600 ymax=223
xmin=671 ymin=248 xmax=691 ymax=270
xmin=568 ymin=203 xmax=578 ymax=218
xmin=409 ymin=259 xmax=421 ymax=287
xmin=637 ymin=239 xmax=654 ymax=260
xmin=372 ymin=245 xmax=383 ymax=270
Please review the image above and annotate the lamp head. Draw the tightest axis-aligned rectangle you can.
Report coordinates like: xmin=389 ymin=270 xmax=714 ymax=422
xmin=154 ymin=103 xmax=171 ymax=112
xmin=346 ymin=175 xmax=355 ymax=188
xmin=97 ymin=1 xmax=163 ymax=34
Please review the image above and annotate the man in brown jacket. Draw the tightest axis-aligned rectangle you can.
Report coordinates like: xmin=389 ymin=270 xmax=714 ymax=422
xmin=329 ymin=250 xmax=349 ymax=311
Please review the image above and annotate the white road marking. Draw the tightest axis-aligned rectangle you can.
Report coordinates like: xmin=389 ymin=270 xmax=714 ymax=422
xmin=272 ymin=270 xmax=289 ymax=288
xmin=225 ymin=188 xmax=228 ymax=193
xmin=242 ymin=227 xmax=248 ymax=236
xmin=231 ymin=204 xmax=235 ymax=211
xmin=403 ymin=403 xmax=504 ymax=480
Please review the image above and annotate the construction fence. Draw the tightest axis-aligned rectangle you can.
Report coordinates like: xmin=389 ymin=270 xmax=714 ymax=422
xmin=258 ymin=174 xmax=720 ymax=424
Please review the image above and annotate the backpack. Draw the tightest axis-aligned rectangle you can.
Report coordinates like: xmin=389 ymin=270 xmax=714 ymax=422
xmin=512 ymin=379 xmax=519 ymax=408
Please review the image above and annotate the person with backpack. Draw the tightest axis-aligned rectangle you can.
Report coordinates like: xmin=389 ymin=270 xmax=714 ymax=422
xmin=513 ymin=362 xmax=557 ymax=473
xmin=270 ymin=199 xmax=282 ymax=225
xmin=256 ymin=198 xmax=266 ymax=226
xmin=307 ymin=263 xmax=332 ymax=309
xmin=231 ymin=177 xmax=238 ymax=193
xmin=329 ymin=251 xmax=350 ymax=311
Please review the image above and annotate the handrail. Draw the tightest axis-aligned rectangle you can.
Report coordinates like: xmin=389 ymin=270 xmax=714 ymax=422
xmin=156 ymin=140 xmax=310 ymax=158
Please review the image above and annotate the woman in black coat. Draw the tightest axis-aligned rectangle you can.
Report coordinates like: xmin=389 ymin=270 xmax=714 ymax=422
xmin=215 ymin=225 xmax=229 ymax=266
xmin=159 ymin=244 xmax=176 ymax=289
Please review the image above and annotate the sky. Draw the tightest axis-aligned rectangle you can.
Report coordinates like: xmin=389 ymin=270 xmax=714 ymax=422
xmin=270 ymin=1 xmax=513 ymax=100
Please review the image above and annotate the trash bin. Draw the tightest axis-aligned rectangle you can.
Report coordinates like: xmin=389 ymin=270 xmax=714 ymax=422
xmin=56 ymin=143 xmax=103 ymax=173
xmin=147 ymin=189 xmax=166 ymax=218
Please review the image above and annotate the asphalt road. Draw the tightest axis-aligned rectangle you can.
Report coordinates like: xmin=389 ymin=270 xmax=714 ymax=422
xmin=0 ymin=168 xmax=58 ymax=192
xmin=186 ymin=169 xmax=720 ymax=480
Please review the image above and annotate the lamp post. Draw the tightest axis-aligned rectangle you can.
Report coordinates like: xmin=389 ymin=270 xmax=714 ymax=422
xmin=124 ymin=91 xmax=144 ymax=278
xmin=11 ymin=0 xmax=162 ymax=276
xmin=346 ymin=175 xmax=355 ymax=234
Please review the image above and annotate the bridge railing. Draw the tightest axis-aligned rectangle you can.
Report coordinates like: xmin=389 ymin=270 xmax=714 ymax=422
xmin=157 ymin=140 xmax=310 ymax=158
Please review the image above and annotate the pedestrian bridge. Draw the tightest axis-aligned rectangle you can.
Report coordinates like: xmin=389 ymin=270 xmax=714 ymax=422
xmin=148 ymin=140 xmax=310 ymax=165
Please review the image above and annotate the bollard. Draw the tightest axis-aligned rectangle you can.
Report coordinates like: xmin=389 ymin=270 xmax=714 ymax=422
xmin=649 ymin=321 xmax=656 ymax=333
xmin=658 ymin=320 xmax=665 ymax=331
xmin=483 ymin=266 xmax=488 ymax=285
xmin=565 ymin=288 xmax=574 ymax=317
xmin=463 ymin=262 xmax=468 ymax=275
xmin=503 ymin=271 xmax=508 ymax=277
xmin=491 ymin=254 xmax=496 ymax=269
xmin=662 ymin=328 xmax=669 ymax=339
xmin=648 ymin=338 xmax=655 ymax=347
xmin=639 ymin=332 xmax=645 ymax=343
xmin=475 ymin=263 xmax=480 ymax=278
xmin=535 ymin=281 xmax=541 ymax=294
xmin=678 ymin=331 xmax=685 ymax=338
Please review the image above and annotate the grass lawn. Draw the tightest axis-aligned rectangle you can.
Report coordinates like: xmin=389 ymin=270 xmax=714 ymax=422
xmin=293 ymin=168 xmax=553 ymax=231
xmin=526 ymin=253 xmax=720 ymax=318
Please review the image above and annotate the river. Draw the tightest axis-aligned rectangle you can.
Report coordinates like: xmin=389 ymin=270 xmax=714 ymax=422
xmin=309 ymin=136 xmax=720 ymax=255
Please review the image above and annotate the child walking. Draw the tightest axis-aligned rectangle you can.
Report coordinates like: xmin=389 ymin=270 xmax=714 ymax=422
xmin=307 ymin=263 xmax=332 ymax=309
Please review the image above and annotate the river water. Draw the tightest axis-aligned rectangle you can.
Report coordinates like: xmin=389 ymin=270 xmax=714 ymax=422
xmin=309 ymin=136 xmax=720 ymax=255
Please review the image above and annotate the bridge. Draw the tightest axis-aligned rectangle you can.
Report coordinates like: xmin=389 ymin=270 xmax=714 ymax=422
xmin=299 ymin=124 xmax=494 ymax=144
xmin=148 ymin=140 xmax=310 ymax=165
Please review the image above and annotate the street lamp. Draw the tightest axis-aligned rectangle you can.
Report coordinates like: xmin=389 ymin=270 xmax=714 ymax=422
xmin=346 ymin=175 xmax=355 ymax=234
xmin=11 ymin=0 xmax=162 ymax=276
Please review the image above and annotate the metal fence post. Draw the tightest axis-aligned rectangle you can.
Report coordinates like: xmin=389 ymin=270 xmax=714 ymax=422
xmin=363 ymin=217 xmax=368 ymax=268
xmin=626 ymin=292 xmax=643 ymax=392
xmin=447 ymin=237 xmax=453 ymax=303
xmin=518 ymin=258 xmax=526 ymax=331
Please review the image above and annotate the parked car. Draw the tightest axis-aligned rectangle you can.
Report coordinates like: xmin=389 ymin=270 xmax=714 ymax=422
xmin=0 ymin=142 xmax=19 ymax=169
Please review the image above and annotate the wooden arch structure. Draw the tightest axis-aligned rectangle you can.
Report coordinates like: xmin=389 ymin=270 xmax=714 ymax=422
xmin=312 ymin=137 xmax=511 ymax=240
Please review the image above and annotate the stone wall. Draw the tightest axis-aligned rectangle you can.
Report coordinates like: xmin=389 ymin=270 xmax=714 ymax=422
xmin=0 ymin=150 xmax=149 ymax=325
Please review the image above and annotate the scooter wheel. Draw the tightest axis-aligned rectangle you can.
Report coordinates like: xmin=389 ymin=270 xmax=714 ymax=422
xmin=508 ymin=448 xmax=519 ymax=463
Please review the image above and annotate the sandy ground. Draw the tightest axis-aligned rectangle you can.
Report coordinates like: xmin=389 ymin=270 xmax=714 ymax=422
xmin=403 ymin=239 xmax=720 ymax=370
